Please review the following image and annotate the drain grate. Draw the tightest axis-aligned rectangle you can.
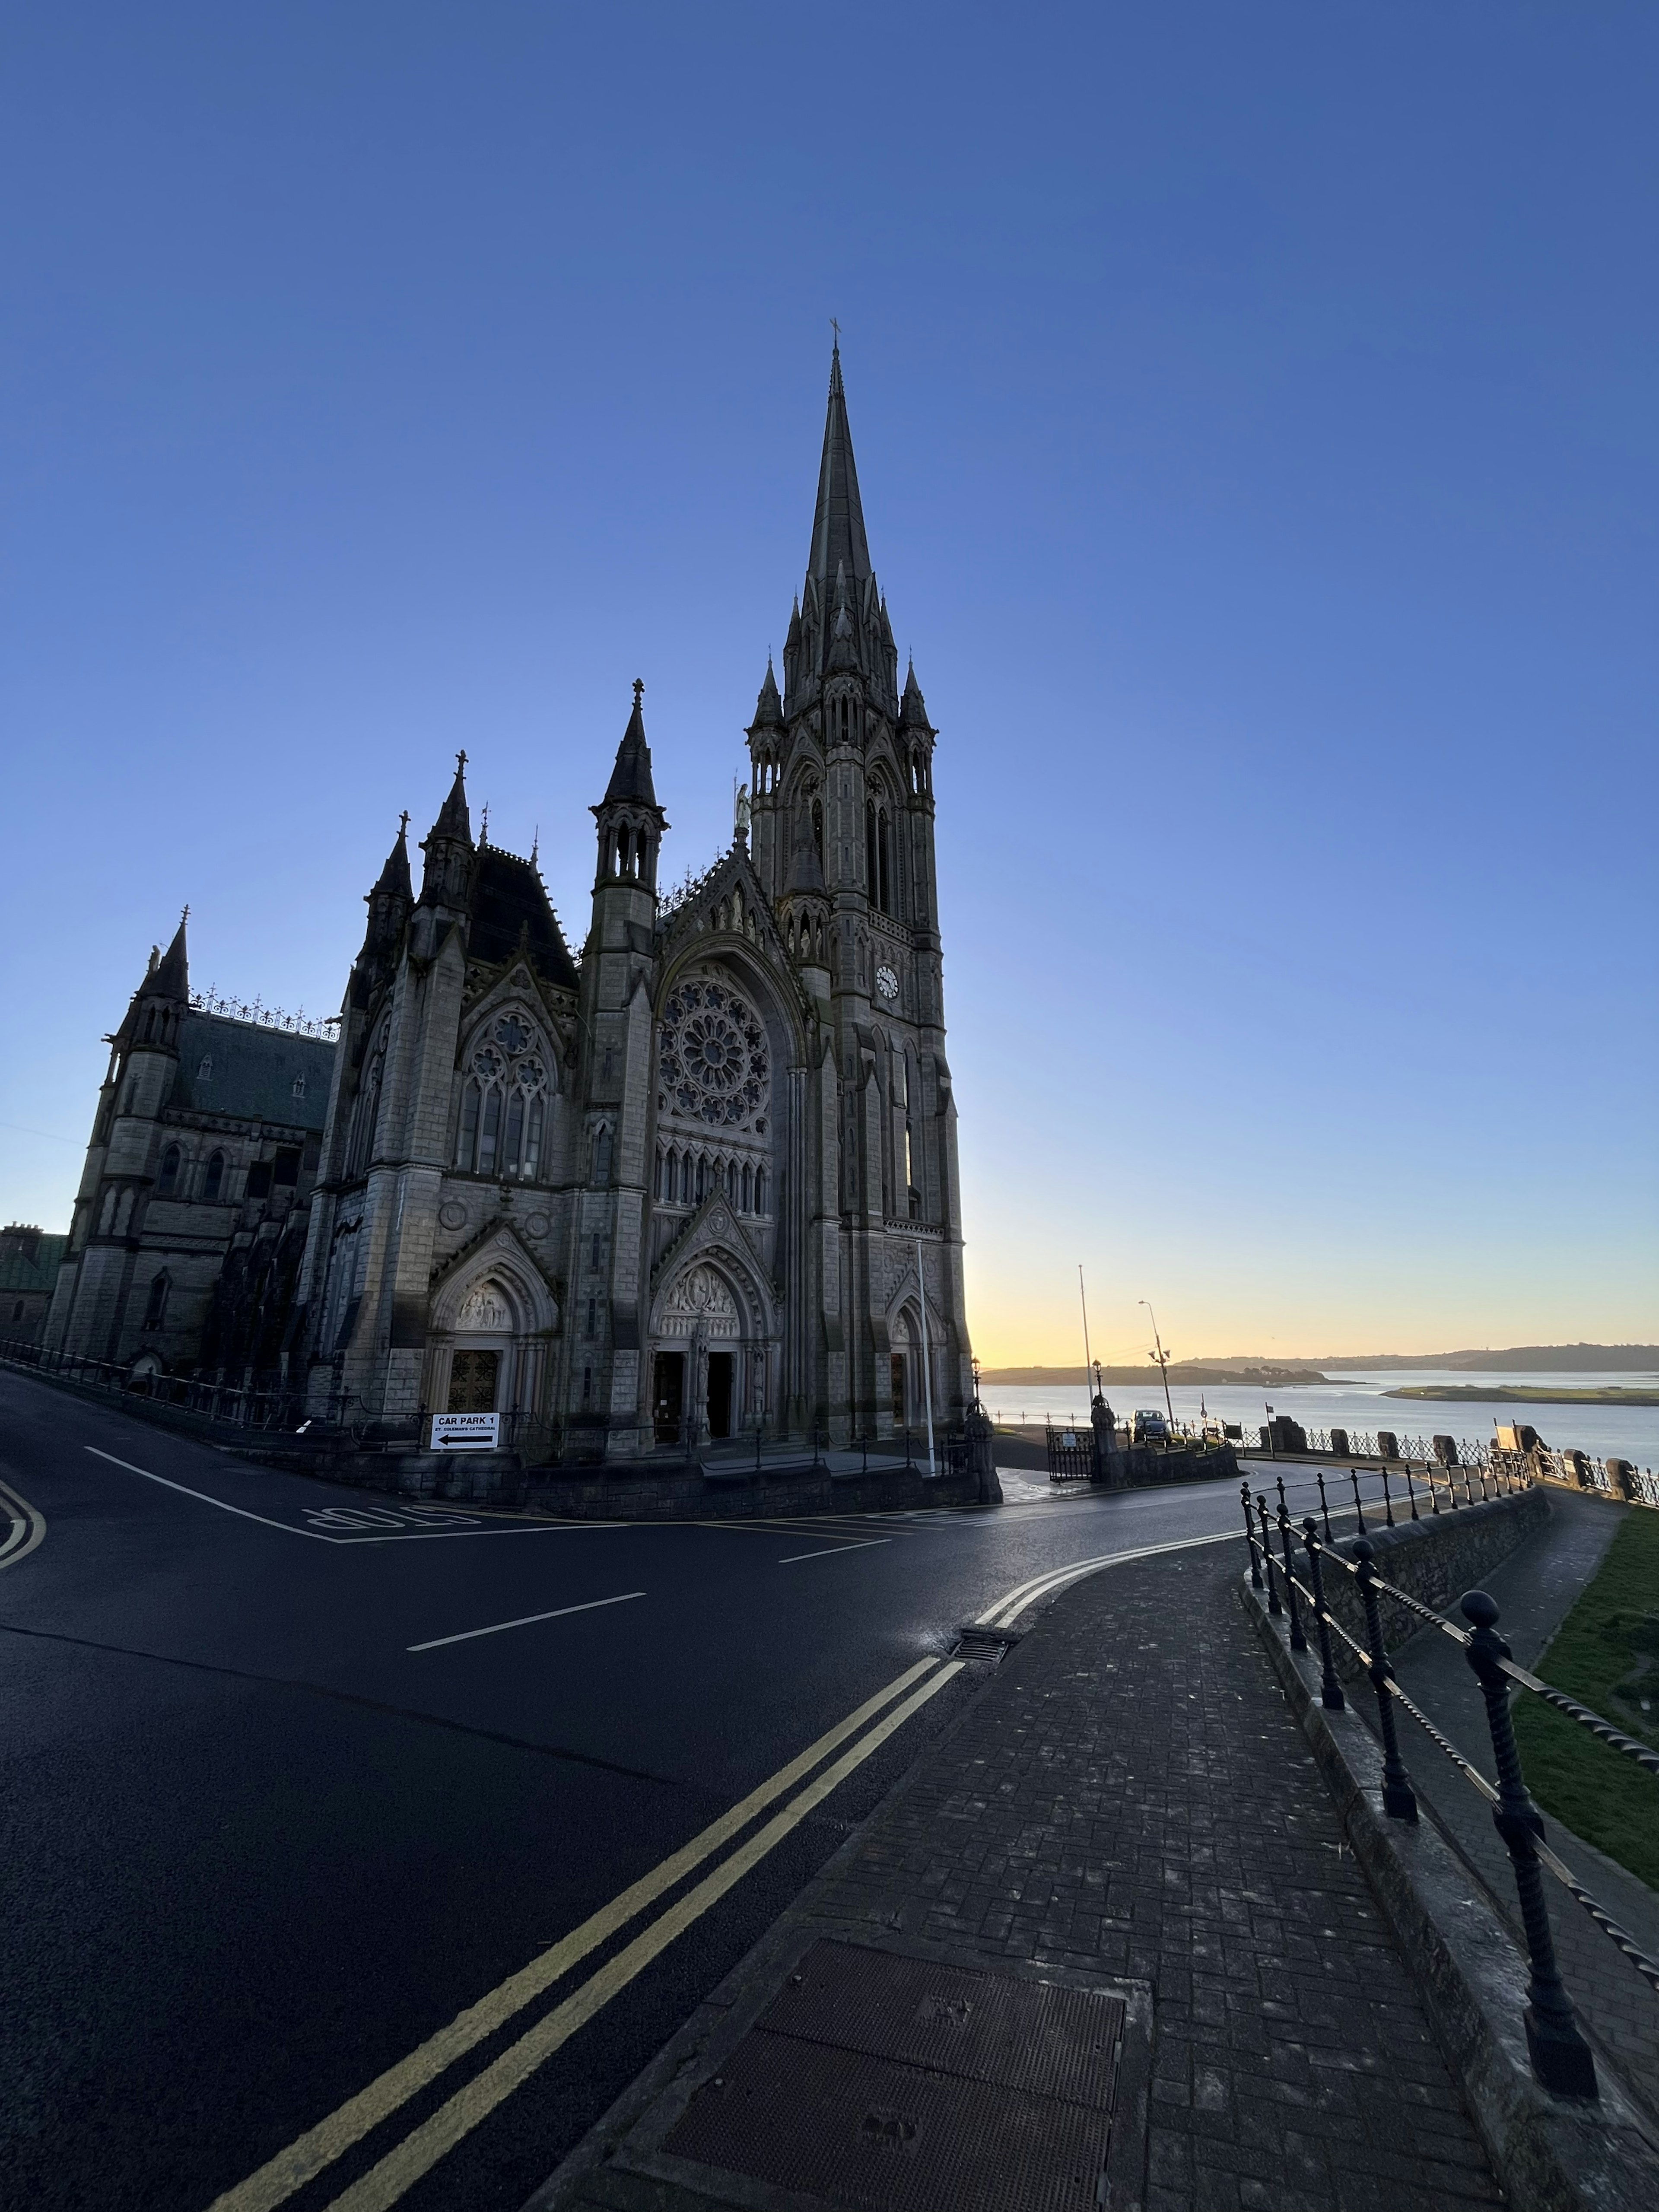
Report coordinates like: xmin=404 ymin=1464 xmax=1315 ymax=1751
xmin=661 ymin=1939 xmax=1125 ymax=2212
xmin=949 ymin=1624 xmax=1024 ymax=1665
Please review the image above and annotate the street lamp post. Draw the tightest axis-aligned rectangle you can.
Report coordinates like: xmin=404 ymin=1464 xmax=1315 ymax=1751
xmin=1140 ymin=1299 xmax=1176 ymax=1430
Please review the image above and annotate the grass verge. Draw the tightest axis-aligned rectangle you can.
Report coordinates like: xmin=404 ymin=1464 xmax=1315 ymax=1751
xmin=1512 ymin=1507 xmax=1659 ymax=1890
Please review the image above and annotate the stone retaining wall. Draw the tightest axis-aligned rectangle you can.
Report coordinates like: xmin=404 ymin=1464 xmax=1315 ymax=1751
xmin=1313 ymin=1488 xmax=1550 ymax=1680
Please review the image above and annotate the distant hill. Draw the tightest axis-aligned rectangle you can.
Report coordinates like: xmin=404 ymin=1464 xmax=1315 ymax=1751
xmin=1309 ymin=1344 xmax=1659 ymax=1373
xmin=976 ymin=1344 xmax=1659 ymax=1384
xmin=977 ymin=1362 xmax=1328 ymax=1389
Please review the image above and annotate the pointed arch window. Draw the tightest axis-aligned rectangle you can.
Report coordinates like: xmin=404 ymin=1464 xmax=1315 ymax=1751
xmin=455 ymin=1022 xmax=550 ymax=1179
xmin=143 ymin=1272 xmax=170 ymax=1329
xmin=203 ymin=1151 xmax=225 ymax=1201
xmin=591 ymin=1124 xmax=612 ymax=1186
xmin=157 ymin=1144 xmax=181 ymax=1195
xmin=347 ymin=1030 xmax=387 ymax=1180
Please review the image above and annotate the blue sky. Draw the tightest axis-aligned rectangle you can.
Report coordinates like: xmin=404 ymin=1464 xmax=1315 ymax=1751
xmin=2 ymin=2 xmax=1654 ymax=1361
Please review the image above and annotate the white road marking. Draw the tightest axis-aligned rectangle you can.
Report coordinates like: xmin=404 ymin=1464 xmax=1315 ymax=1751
xmin=776 ymin=1538 xmax=890 ymax=1563
xmin=86 ymin=1447 xmax=342 ymax=1539
xmin=977 ymin=1527 xmax=1241 ymax=1629
xmin=83 ymin=1449 xmax=621 ymax=1542
xmin=407 ymin=1593 xmax=646 ymax=1652
xmin=0 ymin=1478 xmax=46 ymax=1571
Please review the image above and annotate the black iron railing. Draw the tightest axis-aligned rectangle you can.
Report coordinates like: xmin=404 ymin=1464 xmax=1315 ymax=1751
xmin=0 ymin=1336 xmax=308 ymax=1431
xmin=1241 ymin=1480 xmax=1659 ymax=2101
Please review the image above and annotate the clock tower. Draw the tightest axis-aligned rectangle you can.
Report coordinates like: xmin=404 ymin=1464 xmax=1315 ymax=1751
xmin=745 ymin=343 xmax=966 ymax=1441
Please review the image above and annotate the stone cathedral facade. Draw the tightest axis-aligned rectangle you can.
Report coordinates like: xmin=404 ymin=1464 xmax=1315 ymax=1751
xmin=46 ymin=352 xmax=973 ymax=1462
xmin=304 ymin=350 xmax=970 ymax=1460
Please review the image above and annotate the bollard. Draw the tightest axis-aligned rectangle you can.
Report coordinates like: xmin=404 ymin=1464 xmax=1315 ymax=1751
xmin=1256 ymin=1492 xmax=1282 ymax=1615
xmin=1241 ymin=1481 xmax=1263 ymax=1589
xmin=1301 ymin=1518 xmax=1345 ymax=1710
xmin=1277 ymin=1501 xmax=1308 ymax=1652
xmin=1354 ymin=1541 xmax=1417 ymax=1821
xmin=1460 ymin=1592 xmax=1599 ymax=2098
xmin=1349 ymin=1467 xmax=1367 ymax=1533
xmin=1315 ymin=1467 xmax=1333 ymax=1542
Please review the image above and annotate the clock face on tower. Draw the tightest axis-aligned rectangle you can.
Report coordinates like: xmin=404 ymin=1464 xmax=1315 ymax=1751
xmin=875 ymin=965 xmax=899 ymax=1001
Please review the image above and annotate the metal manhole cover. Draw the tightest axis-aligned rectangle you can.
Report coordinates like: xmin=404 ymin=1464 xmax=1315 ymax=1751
xmin=661 ymin=1940 xmax=1127 ymax=2212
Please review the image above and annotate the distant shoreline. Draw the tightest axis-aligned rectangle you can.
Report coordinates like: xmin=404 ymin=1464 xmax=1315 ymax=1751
xmin=977 ymin=1364 xmax=1327 ymax=1389
xmin=1386 ymin=1384 xmax=1659 ymax=1408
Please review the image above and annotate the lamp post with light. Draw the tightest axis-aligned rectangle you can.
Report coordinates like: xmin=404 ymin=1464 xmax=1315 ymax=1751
xmin=1140 ymin=1299 xmax=1176 ymax=1430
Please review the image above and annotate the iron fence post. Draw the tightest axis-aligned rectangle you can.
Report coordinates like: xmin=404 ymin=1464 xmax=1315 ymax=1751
xmin=1353 ymin=1540 xmax=1417 ymax=1821
xmin=1459 ymin=1590 xmax=1599 ymax=2098
xmin=1315 ymin=1468 xmax=1333 ymax=1541
xmin=1256 ymin=1492 xmax=1282 ymax=1615
xmin=1301 ymin=1519 xmax=1344 ymax=1709
xmin=1276 ymin=1502 xmax=1308 ymax=1652
xmin=1349 ymin=1467 xmax=1367 ymax=1532
xmin=1241 ymin=1481 xmax=1262 ymax=1589
xmin=1380 ymin=1461 xmax=1396 ymax=1527
xmin=1402 ymin=1460 xmax=1420 ymax=1521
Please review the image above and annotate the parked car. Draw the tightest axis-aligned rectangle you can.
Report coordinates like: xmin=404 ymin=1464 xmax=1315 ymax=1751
xmin=1132 ymin=1408 xmax=1168 ymax=1443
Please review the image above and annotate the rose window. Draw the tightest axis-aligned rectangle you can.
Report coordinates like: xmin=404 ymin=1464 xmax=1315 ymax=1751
xmin=658 ymin=980 xmax=769 ymax=1130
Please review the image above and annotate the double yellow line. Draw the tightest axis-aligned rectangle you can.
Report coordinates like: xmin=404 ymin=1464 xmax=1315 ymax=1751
xmin=208 ymin=1655 xmax=962 ymax=2212
xmin=209 ymin=1523 xmax=1240 ymax=2212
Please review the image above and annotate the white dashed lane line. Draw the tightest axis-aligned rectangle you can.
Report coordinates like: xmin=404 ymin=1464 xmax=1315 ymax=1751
xmin=406 ymin=1592 xmax=647 ymax=1653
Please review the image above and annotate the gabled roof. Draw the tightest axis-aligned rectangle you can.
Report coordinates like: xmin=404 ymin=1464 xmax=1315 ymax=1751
xmin=657 ymin=845 xmax=816 ymax=1031
xmin=468 ymin=847 xmax=579 ymax=990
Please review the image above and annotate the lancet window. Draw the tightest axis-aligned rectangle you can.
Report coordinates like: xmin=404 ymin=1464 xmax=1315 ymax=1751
xmin=346 ymin=1023 xmax=388 ymax=1180
xmin=653 ymin=1143 xmax=768 ymax=1217
xmin=455 ymin=1012 xmax=550 ymax=1179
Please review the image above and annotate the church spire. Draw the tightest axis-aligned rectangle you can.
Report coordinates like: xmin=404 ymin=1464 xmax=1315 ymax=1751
xmin=419 ymin=753 xmax=474 ymax=906
xmin=151 ymin=912 xmax=190 ymax=1002
xmin=807 ymin=338 xmax=872 ymax=591
xmin=592 ymin=680 xmax=666 ymax=894
xmin=601 ymin=678 xmax=659 ymax=807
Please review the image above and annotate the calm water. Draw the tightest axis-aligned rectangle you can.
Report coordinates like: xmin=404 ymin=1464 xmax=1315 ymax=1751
xmin=980 ymin=1369 xmax=1659 ymax=1470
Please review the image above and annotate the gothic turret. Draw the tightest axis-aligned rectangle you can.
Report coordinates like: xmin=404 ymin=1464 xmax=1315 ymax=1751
xmin=592 ymin=680 xmax=666 ymax=892
xmin=419 ymin=754 xmax=474 ymax=908
xmin=364 ymin=814 xmax=413 ymax=950
xmin=352 ymin=815 xmax=413 ymax=1002
xmin=749 ymin=658 xmax=783 ymax=734
xmin=117 ymin=914 xmax=190 ymax=1055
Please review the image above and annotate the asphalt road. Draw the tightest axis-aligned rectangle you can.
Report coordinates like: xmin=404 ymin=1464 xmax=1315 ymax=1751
xmin=0 ymin=1371 xmax=1268 ymax=2212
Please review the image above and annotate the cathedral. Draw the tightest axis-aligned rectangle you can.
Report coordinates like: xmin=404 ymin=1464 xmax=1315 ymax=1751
xmin=44 ymin=349 xmax=973 ymax=1462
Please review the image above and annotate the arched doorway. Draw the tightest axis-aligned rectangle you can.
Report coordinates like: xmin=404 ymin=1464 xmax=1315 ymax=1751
xmin=424 ymin=1231 xmax=560 ymax=1446
xmin=650 ymin=1256 xmax=772 ymax=1448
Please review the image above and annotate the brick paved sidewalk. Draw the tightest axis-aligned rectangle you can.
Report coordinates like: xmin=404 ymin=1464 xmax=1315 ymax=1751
xmin=551 ymin=1544 xmax=1505 ymax=2212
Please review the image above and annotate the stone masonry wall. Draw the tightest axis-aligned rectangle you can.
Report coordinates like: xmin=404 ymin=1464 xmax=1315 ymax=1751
xmin=1314 ymin=1487 xmax=1550 ymax=1681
